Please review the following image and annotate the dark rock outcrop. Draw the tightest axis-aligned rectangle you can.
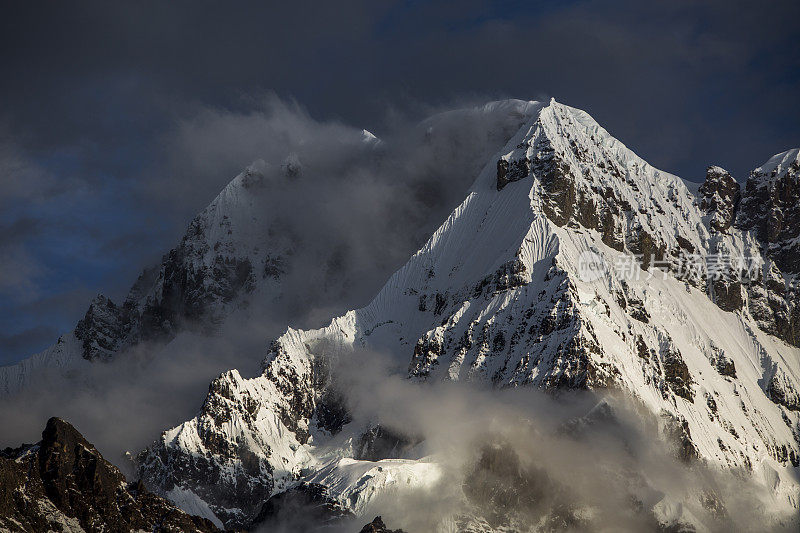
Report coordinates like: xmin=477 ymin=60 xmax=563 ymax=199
xmin=699 ymin=166 xmax=740 ymax=232
xmin=765 ymin=372 xmax=800 ymax=412
xmin=0 ymin=417 xmax=220 ymax=533
xmin=661 ymin=342 xmax=694 ymax=402
xmin=359 ymin=516 xmax=406 ymax=533
xmin=74 ymin=294 xmax=129 ymax=361
xmin=711 ymin=278 xmax=744 ymax=312
xmin=462 ymin=441 xmax=582 ymax=529
xmin=496 ymin=156 xmax=531 ymax=191
xmin=355 ymin=425 xmax=420 ymax=461
xmin=662 ymin=413 xmax=700 ymax=463
xmin=250 ymin=482 xmax=352 ymax=531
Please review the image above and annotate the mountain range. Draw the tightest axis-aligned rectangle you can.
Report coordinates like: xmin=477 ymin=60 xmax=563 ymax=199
xmin=2 ymin=99 xmax=799 ymax=532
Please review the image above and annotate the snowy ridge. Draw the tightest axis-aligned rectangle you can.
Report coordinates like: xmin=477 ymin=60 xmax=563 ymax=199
xmin=304 ymin=457 xmax=442 ymax=516
xmin=0 ymin=333 xmax=83 ymax=396
xmin=138 ymin=99 xmax=800 ymax=529
xmin=750 ymin=148 xmax=800 ymax=185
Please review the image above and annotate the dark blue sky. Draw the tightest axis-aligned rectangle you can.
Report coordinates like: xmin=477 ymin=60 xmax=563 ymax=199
xmin=1 ymin=0 xmax=798 ymax=364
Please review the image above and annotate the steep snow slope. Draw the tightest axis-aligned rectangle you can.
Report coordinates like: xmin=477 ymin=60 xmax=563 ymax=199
xmin=139 ymin=99 xmax=800 ymax=529
xmin=0 ymin=333 xmax=84 ymax=396
xmin=305 ymin=457 xmax=442 ymax=516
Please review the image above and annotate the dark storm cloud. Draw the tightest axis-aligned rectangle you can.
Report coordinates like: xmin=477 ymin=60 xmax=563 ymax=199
xmin=0 ymin=326 xmax=59 ymax=365
xmin=0 ymin=0 xmax=798 ymax=362
xmin=0 ymin=217 xmax=41 ymax=248
xmin=3 ymin=1 xmax=798 ymax=176
xmin=3 ymin=0 xmax=798 ymax=187
xmin=0 ymin=216 xmax=45 ymax=298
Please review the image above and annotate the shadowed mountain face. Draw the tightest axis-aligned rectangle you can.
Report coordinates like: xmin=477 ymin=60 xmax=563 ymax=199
xmin=0 ymin=417 xmax=221 ymax=533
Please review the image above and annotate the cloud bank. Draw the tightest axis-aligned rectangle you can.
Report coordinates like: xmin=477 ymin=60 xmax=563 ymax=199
xmin=304 ymin=349 xmax=795 ymax=531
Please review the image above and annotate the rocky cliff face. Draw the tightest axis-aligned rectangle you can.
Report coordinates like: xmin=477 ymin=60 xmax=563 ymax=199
xmin=76 ymin=164 xmax=280 ymax=349
xmin=0 ymin=418 xmax=220 ymax=533
xmin=137 ymin=347 xmax=318 ymax=527
xmin=136 ymin=100 xmax=800 ymax=530
xmin=692 ymin=151 xmax=800 ymax=347
xmin=73 ymin=295 xmax=128 ymax=361
xmin=736 ymin=149 xmax=800 ymax=346
xmin=738 ymin=149 xmax=800 ymax=271
xmin=699 ymin=166 xmax=740 ymax=233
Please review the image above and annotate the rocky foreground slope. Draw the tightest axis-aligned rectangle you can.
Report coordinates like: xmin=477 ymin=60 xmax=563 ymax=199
xmin=0 ymin=416 xmax=398 ymax=532
xmin=0 ymin=418 xmax=221 ymax=533
xmin=135 ymin=100 xmax=800 ymax=530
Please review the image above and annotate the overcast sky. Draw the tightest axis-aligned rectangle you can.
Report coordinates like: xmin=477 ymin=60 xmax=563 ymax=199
xmin=1 ymin=0 xmax=798 ymax=364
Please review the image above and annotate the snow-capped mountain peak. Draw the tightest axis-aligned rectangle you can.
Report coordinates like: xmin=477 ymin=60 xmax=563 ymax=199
xmin=136 ymin=100 xmax=800 ymax=529
xmin=751 ymin=148 xmax=800 ymax=185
